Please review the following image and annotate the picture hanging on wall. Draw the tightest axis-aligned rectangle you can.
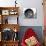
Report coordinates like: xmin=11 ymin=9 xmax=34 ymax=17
xmin=2 ymin=10 xmax=9 ymax=15
xmin=23 ymin=8 xmax=37 ymax=19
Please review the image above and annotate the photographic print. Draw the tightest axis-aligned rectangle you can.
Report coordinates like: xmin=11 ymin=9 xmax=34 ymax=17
xmin=23 ymin=8 xmax=37 ymax=19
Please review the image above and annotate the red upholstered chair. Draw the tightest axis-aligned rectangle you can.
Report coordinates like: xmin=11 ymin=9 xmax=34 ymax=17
xmin=21 ymin=28 xmax=41 ymax=46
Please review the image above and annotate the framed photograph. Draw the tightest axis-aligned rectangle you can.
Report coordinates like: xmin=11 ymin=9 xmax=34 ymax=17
xmin=2 ymin=10 xmax=9 ymax=15
xmin=10 ymin=11 xmax=15 ymax=15
xmin=9 ymin=10 xmax=17 ymax=15
xmin=23 ymin=8 xmax=37 ymax=19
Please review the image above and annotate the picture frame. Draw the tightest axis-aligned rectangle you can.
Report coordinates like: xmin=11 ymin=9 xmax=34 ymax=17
xmin=23 ymin=8 xmax=37 ymax=19
xmin=9 ymin=10 xmax=18 ymax=15
xmin=2 ymin=10 xmax=9 ymax=15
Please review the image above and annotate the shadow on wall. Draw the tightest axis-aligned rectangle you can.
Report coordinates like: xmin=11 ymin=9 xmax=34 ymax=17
xmin=18 ymin=26 xmax=43 ymax=44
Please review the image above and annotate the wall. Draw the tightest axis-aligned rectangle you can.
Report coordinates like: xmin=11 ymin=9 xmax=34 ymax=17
xmin=0 ymin=0 xmax=44 ymax=26
xmin=18 ymin=0 xmax=44 ymax=26
xmin=0 ymin=0 xmax=15 ymax=7
xmin=18 ymin=26 xmax=43 ymax=43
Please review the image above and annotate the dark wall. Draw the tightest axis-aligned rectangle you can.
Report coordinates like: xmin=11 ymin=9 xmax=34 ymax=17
xmin=18 ymin=26 xmax=43 ymax=43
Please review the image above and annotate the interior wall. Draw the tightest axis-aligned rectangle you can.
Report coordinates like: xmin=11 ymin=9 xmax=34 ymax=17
xmin=0 ymin=0 xmax=44 ymax=26
xmin=18 ymin=26 xmax=43 ymax=43
xmin=0 ymin=0 xmax=15 ymax=7
xmin=18 ymin=0 xmax=44 ymax=26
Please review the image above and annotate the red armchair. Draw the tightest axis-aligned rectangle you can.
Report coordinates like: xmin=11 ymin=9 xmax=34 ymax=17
xmin=21 ymin=28 xmax=41 ymax=46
